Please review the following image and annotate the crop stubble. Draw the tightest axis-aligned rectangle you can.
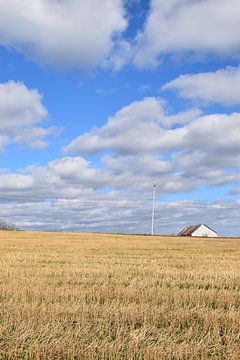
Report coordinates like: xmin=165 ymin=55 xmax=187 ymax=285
xmin=0 ymin=231 xmax=239 ymax=359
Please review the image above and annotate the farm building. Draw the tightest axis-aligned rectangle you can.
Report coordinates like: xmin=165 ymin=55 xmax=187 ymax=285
xmin=177 ymin=224 xmax=218 ymax=237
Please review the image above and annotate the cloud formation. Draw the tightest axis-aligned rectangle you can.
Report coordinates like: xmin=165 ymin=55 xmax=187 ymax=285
xmin=1 ymin=3 xmax=240 ymax=236
xmin=133 ymin=0 xmax=240 ymax=68
xmin=0 ymin=155 xmax=238 ymax=235
xmin=163 ymin=66 xmax=240 ymax=106
xmin=64 ymin=97 xmax=201 ymax=155
xmin=65 ymin=97 xmax=240 ymax=164
xmin=0 ymin=0 xmax=126 ymax=69
xmin=1 ymin=190 xmax=240 ymax=236
xmin=64 ymin=97 xmax=240 ymax=193
xmin=0 ymin=81 xmax=57 ymax=150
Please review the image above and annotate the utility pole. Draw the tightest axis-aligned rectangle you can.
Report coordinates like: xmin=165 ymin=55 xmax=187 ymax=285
xmin=151 ymin=184 xmax=156 ymax=236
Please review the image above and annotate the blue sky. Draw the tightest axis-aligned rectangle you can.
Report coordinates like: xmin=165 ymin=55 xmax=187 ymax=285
xmin=0 ymin=0 xmax=240 ymax=236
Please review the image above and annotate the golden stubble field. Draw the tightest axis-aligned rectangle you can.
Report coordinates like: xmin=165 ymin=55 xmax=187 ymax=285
xmin=0 ymin=231 xmax=239 ymax=359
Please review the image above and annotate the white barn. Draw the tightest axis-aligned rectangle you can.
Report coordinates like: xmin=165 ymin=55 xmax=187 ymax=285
xmin=177 ymin=224 xmax=218 ymax=237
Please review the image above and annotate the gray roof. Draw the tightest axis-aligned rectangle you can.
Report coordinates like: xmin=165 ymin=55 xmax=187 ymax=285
xmin=177 ymin=224 xmax=217 ymax=236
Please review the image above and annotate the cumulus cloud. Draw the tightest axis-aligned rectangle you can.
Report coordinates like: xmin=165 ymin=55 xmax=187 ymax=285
xmin=1 ymin=193 xmax=240 ymax=236
xmin=1 ymin=1 xmax=240 ymax=71
xmin=0 ymin=0 xmax=127 ymax=69
xmin=64 ymin=97 xmax=200 ymax=154
xmin=0 ymin=81 xmax=58 ymax=150
xmin=21 ymin=156 xmax=113 ymax=199
xmin=0 ymin=81 xmax=47 ymax=131
xmin=162 ymin=66 xmax=240 ymax=106
xmin=108 ymin=39 xmax=134 ymax=70
xmin=0 ymin=153 xmax=238 ymax=235
xmin=13 ymin=127 xmax=61 ymax=150
xmin=133 ymin=0 xmax=240 ymax=68
xmin=64 ymin=97 xmax=240 ymax=163
xmin=0 ymin=94 xmax=239 ymax=234
xmin=64 ymin=97 xmax=240 ymax=193
xmin=0 ymin=174 xmax=34 ymax=190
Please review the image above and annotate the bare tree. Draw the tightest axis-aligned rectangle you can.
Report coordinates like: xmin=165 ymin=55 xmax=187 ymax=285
xmin=0 ymin=218 xmax=18 ymax=231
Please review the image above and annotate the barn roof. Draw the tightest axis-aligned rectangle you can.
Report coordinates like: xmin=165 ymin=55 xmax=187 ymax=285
xmin=177 ymin=224 xmax=217 ymax=236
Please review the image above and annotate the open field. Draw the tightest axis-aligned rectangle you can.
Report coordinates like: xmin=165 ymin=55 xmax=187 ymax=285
xmin=0 ymin=231 xmax=239 ymax=359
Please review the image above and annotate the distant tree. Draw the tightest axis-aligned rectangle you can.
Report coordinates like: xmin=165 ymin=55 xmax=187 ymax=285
xmin=0 ymin=218 xmax=18 ymax=231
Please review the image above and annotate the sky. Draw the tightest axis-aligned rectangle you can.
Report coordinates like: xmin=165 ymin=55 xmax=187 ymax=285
xmin=0 ymin=0 xmax=240 ymax=236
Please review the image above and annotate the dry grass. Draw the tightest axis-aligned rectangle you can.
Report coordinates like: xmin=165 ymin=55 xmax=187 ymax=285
xmin=0 ymin=231 xmax=239 ymax=359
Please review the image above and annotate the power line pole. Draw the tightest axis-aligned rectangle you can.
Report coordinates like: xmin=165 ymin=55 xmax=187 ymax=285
xmin=151 ymin=184 xmax=156 ymax=236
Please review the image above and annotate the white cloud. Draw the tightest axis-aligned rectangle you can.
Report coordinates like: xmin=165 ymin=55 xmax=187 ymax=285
xmin=108 ymin=39 xmax=133 ymax=70
xmin=64 ymin=97 xmax=240 ymax=191
xmin=0 ymin=81 xmax=58 ymax=150
xmin=65 ymin=97 xmax=240 ymax=163
xmin=0 ymin=91 xmax=238 ymax=234
xmin=22 ymin=156 xmax=112 ymax=197
xmin=13 ymin=127 xmax=60 ymax=150
xmin=133 ymin=0 xmax=240 ymax=68
xmin=64 ymin=97 xmax=199 ymax=154
xmin=0 ymin=0 xmax=127 ymax=69
xmin=0 ymin=153 xmax=238 ymax=235
xmin=163 ymin=66 xmax=240 ymax=106
xmin=0 ymin=81 xmax=47 ymax=131
xmin=1 ymin=194 xmax=240 ymax=236
xmin=0 ymin=174 xmax=34 ymax=190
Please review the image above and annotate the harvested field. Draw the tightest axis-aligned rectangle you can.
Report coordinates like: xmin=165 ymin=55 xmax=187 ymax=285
xmin=0 ymin=231 xmax=239 ymax=359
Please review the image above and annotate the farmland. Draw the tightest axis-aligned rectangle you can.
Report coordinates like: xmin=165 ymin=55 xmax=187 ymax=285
xmin=0 ymin=231 xmax=239 ymax=359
